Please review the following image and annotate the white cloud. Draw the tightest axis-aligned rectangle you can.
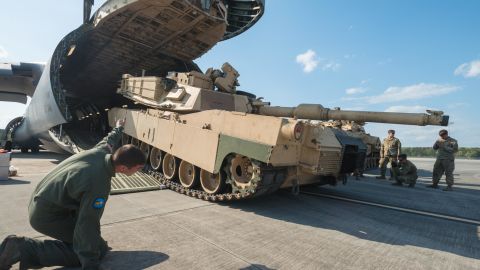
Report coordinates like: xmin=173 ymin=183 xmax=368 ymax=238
xmin=322 ymin=61 xmax=341 ymax=71
xmin=0 ymin=46 xmax=8 ymax=59
xmin=345 ymin=87 xmax=366 ymax=95
xmin=454 ymin=60 xmax=480 ymax=78
xmin=365 ymin=83 xmax=459 ymax=104
xmin=296 ymin=49 xmax=318 ymax=73
xmin=361 ymin=79 xmax=370 ymax=85
xmin=296 ymin=50 xmax=341 ymax=73
xmin=385 ymin=105 xmax=432 ymax=113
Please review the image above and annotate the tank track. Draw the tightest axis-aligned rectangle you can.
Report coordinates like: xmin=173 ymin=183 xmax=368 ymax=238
xmin=144 ymin=166 xmax=287 ymax=201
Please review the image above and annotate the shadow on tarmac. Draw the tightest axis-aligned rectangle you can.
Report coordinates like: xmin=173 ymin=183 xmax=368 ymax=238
xmin=53 ymin=251 xmax=169 ymax=270
xmin=239 ymin=264 xmax=277 ymax=270
xmin=224 ymin=182 xmax=480 ymax=260
xmin=11 ymin=151 xmax=67 ymax=161
xmin=0 ymin=179 xmax=30 ymax=185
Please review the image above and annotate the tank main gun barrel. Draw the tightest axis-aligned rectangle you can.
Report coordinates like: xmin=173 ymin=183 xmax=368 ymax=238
xmin=257 ymin=104 xmax=449 ymax=126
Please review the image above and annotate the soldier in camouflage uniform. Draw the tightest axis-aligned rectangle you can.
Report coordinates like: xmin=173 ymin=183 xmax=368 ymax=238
xmin=376 ymin=129 xmax=401 ymax=179
xmin=427 ymin=129 xmax=458 ymax=191
xmin=0 ymin=119 xmax=146 ymax=270
xmin=391 ymin=154 xmax=418 ymax=188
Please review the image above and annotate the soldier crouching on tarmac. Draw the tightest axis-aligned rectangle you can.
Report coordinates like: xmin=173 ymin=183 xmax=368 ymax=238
xmin=391 ymin=154 xmax=418 ymax=188
xmin=427 ymin=129 xmax=458 ymax=191
xmin=0 ymin=119 xmax=146 ymax=270
xmin=376 ymin=129 xmax=401 ymax=180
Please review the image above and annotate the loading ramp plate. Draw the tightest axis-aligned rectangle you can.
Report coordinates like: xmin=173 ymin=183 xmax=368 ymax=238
xmin=111 ymin=171 xmax=166 ymax=195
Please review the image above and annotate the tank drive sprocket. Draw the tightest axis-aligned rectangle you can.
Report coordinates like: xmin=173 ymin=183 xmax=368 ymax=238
xmin=224 ymin=154 xmax=262 ymax=196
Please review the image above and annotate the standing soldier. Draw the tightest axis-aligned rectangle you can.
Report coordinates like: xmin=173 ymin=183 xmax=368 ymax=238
xmin=376 ymin=129 xmax=401 ymax=179
xmin=427 ymin=129 xmax=458 ymax=191
xmin=391 ymin=154 xmax=418 ymax=187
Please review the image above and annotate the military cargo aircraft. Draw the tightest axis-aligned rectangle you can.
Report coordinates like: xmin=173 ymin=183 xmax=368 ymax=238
xmin=0 ymin=0 xmax=265 ymax=153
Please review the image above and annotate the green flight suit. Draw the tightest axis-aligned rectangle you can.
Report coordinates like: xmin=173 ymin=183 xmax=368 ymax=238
xmin=393 ymin=160 xmax=418 ymax=186
xmin=19 ymin=127 xmax=123 ymax=270
xmin=379 ymin=137 xmax=401 ymax=177
xmin=432 ymin=136 xmax=458 ymax=187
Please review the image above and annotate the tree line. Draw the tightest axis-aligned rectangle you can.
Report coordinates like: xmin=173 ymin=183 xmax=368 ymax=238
xmin=402 ymin=147 xmax=480 ymax=159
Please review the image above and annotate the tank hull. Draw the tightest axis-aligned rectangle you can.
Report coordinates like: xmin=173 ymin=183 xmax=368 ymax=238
xmin=108 ymin=107 xmax=359 ymax=198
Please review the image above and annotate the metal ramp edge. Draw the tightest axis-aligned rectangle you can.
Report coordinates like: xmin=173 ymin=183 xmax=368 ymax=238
xmin=111 ymin=171 xmax=165 ymax=195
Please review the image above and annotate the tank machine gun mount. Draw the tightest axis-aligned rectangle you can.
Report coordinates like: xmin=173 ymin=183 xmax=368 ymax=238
xmin=109 ymin=63 xmax=449 ymax=200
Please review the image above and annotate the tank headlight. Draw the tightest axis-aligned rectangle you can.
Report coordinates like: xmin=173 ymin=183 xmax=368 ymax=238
xmin=294 ymin=122 xmax=304 ymax=140
xmin=281 ymin=121 xmax=304 ymax=141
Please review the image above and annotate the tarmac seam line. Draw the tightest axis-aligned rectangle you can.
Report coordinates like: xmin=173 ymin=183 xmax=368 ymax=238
xmin=162 ymin=218 xmax=262 ymax=269
xmin=27 ymin=204 xmax=214 ymax=240
xmin=101 ymin=204 xmax=214 ymax=227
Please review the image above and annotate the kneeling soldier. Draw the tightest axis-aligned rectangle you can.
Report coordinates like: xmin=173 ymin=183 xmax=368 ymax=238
xmin=0 ymin=119 xmax=146 ymax=270
xmin=391 ymin=154 xmax=418 ymax=188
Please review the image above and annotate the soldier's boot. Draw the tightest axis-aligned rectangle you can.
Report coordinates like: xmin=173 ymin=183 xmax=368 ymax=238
xmin=443 ymin=186 xmax=453 ymax=191
xmin=388 ymin=169 xmax=394 ymax=180
xmin=408 ymin=183 xmax=415 ymax=188
xmin=426 ymin=184 xmax=438 ymax=189
xmin=0 ymin=235 xmax=25 ymax=270
xmin=391 ymin=181 xmax=402 ymax=186
xmin=376 ymin=175 xmax=386 ymax=180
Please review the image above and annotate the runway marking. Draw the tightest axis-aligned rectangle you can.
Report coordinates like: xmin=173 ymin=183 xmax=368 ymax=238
xmin=300 ymin=191 xmax=480 ymax=226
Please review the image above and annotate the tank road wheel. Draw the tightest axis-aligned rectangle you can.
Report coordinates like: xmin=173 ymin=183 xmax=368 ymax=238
xmin=178 ymin=161 xmax=199 ymax=188
xmin=200 ymin=170 xmax=225 ymax=194
xmin=139 ymin=142 xmax=151 ymax=160
xmin=225 ymin=155 xmax=262 ymax=196
xmin=150 ymin=147 xmax=163 ymax=171
xmin=122 ymin=134 xmax=130 ymax=145
xmin=131 ymin=138 xmax=140 ymax=147
xmin=162 ymin=153 xmax=178 ymax=180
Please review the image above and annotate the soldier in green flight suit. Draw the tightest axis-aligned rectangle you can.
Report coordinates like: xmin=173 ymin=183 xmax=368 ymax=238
xmin=391 ymin=154 xmax=418 ymax=188
xmin=376 ymin=129 xmax=401 ymax=180
xmin=427 ymin=129 xmax=458 ymax=191
xmin=0 ymin=119 xmax=146 ymax=270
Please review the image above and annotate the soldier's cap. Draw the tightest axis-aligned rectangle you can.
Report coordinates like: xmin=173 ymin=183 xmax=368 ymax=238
xmin=388 ymin=129 xmax=395 ymax=134
xmin=439 ymin=129 xmax=448 ymax=136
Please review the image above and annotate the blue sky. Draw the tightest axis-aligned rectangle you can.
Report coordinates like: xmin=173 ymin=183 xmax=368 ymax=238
xmin=1 ymin=1 xmax=479 ymax=146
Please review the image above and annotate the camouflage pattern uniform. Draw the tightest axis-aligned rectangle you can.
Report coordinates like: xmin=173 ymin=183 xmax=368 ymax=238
xmin=379 ymin=137 xmax=401 ymax=178
xmin=17 ymin=127 xmax=123 ymax=270
xmin=432 ymin=136 xmax=458 ymax=187
xmin=393 ymin=160 xmax=418 ymax=186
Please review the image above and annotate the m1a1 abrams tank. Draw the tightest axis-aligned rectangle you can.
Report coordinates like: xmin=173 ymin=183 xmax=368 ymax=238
xmin=318 ymin=118 xmax=381 ymax=171
xmin=107 ymin=63 xmax=449 ymax=201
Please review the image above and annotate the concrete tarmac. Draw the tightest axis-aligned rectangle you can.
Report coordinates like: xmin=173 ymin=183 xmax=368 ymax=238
xmin=1 ymin=152 xmax=479 ymax=270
